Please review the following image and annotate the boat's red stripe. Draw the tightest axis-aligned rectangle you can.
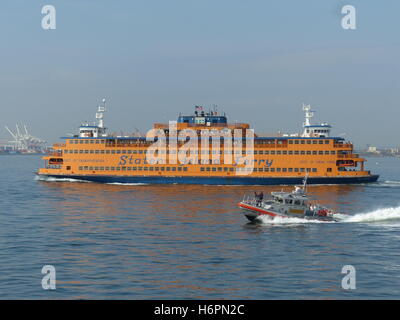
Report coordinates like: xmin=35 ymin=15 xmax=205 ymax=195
xmin=238 ymin=202 xmax=281 ymax=217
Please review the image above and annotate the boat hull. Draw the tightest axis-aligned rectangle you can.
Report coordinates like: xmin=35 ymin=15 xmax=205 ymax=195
xmin=238 ymin=202 xmax=336 ymax=222
xmin=36 ymin=173 xmax=379 ymax=185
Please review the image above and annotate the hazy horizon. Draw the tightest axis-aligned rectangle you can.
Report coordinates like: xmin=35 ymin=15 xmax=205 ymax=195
xmin=1 ymin=0 xmax=399 ymax=148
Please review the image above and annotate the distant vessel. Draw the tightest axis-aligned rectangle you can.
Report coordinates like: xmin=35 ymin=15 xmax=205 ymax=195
xmin=37 ymin=99 xmax=379 ymax=185
xmin=238 ymin=176 xmax=338 ymax=222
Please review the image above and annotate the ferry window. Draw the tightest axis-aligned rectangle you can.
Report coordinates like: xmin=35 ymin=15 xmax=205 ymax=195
xmin=166 ymin=167 xmax=170 ymax=171
xmin=253 ymin=168 xmax=258 ymax=172
xmin=288 ymin=151 xmax=293 ymax=155
xmin=331 ymin=151 xmax=336 ymax=155
xmin=70 ymin=140 xmax=74 ymax=144
xmin=148 ymin=167 xmax=153 ymax=171
xmin=111 ymin=150 xmax=115 ymax=154
xmin=100 ymin=150 xmax=105 ymax=154
xmin=270 ymin=168 xmax=275 ymax=172
xmin=155 ymin=167 xmax=159 ymax=171
xmin=183 ymin=167 xmax=188 ymax=171
xmin=84 ymin=166 xmax=88 ymax=170
xmin=178 ymin=167 xmax=182 ymax=171
xmin=312 ymin=151 xmax=317 ymax=155
xmin=312 ymin=168 xmax=317 ymax=172
xmin=300 ymin=168 xmax=305 ymax=172
xmin=74 ymin=150 xmax=78 ymax=154
xmin=200 ymin=167 xmax=205 ymax=172
xmin=282 ymin=168 xmax=287 ymax=172
xmin=319 ymin=151 xmax=323 ymax=155
xmin=294 ymin=140 xmax=299 ymax=144
xmin=206 ymin=167 xmax=210 ymax=172
xmin=90 ymin=140 xmax=94 ymax=144
xmin=294 ymin=200 xmax=301 ymax=205
xmin=89 ymin=167 xmax=93 ymax=170
xmin=106 ymin=150 xmax=110 ymax=154
xmin=79 ymin=166 xmax=82 ymax=170
xmin=325 ymin=151 xmax=330 ymax=155
xmin=116 ymin=167 xmax=121 ymax=171
xmin=138 ymin=167 xmax=142 ymax=171
xmin=282 ymin=151 xmax=287 ymax=155
xmin=307 ymin=140 xmax=311 ymax=144
xmin=90 ymin=150 xmax=94 ymax=154
xmin=218 ymin=167 xmax=222 ymax=172
xmin=66 ymin=166 xmax=71 ymax=170
xmin=133 ymin=150 xmax=137 ymax=154
xmin=327 ymin=168 xmax=332 ymax=172
xmin=161 ymin=167 xmax=165 ymax=171
xmin=264 ymin=151 xmax=270 ymax=155
xmin=294 ymin=151 xmax=299 ymax=155
xmin=212 ymin=167 xmax=216 ymax=172
xmin=306 ymin=151 xmax=311 ymax=155
xmin=294 ymin=168 xmax=299 ymax=172
xmin=95 ymin=150 xmax=99 ymax=154
xmin=312 ymin=140 xmax=317 ymax=144
xmin=301 ymin=140 xmax=305 ymax=144
xmin=306 ymin=168 xmax=311 ymax=172
xmin=172 ymin=167 xmax=176 ymax=171
xmin=111 ymin=167 xmax=115 ymax=170
xmin=64 ymin=150 xmax=68 ymax=154
xmin=254 ymin=151 xmax=258 ymax=155
xmin=224 ymin=167 xmax=228 ymax=172
xmin=277 ymin=151 xmax=281 ymax=155
xmin=116 ymin=150 xmax=121 ymax=154
xmin=259 ymin=150 xmax=264 ymax=155
xmin=132 ymin=167 xmax=137 ymax=171
xmin=144 ymin=167 xmax=148 ymax=171
xmin=288 ymin=168 xmax=293 ymax=172
xmin=139 ymin=150 xmax=143 ymax=154
xmin=80 ymin=150 xmax=84 ymax=154
xmin=85 ymin=140 xmax=89 ymax=144
xmin=300 ymin=151 xmax=305 ymax=155
xmin=127 ymin=167 xmax=131 ymax=171
xmin=74 ymin=140 xmax=79 ymax=144
xmin=229 ymin=168 xmax=234 ymax=172
xmin=271 ymin=151 xmax=275 ymax=155
xmin=319 ymin=140 xmax=323 ymax=144
xmin=122 ymin=167 xmax=127 ymax=171
xmin=265 ymin=168 xmax=269 ymax=172
xmin=289 ymin=140 xmax=293 ymax=144
xmin=95 ymin=140 xmax=100 ymax=144
xmin=276 ymin=168 xmax=281 ymax=172
xmin=325 ymin=140 xmax=330 ymax=144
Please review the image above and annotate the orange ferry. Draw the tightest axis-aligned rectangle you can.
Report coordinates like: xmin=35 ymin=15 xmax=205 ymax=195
xmin=37 ymin=99 xmax=378 ymax=185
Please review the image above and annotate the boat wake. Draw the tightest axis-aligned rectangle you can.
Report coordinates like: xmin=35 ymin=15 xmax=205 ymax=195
xmin=337 ymin=206 xmax=400 ymax=223
xmin=256 ymin=206 xmax=400 ymax=225
xmin=106 ymin=182 xmax=148 ymax=186
xmin=34 ymin=176 xmax=90 ymax=183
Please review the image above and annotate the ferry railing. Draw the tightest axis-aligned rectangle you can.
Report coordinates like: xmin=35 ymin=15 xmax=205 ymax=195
xmin=337 ymin=153 xmax=359 ymax=159
xmin=334 ymin=143 xmax=352 ymax=148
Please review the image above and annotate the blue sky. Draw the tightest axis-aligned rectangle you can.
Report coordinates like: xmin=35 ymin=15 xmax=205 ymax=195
xmin=0 ymin=0 xmax=399 ymax=147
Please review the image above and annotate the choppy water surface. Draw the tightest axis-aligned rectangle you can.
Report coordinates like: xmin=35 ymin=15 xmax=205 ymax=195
xmin=0 ymin=155 xmax=400 ymax=299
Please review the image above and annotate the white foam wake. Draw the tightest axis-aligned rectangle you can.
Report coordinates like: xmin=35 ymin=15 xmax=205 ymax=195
xmin=257 ymin=215 xmax=334 ymax=225
xmin=256 ymin=206 xmax=400 ymax=225
xmin=338 ymin=206 xmax=400 ymax=223
xmin=106 ymin=182 xmax=148 ymax=186
xmin=34 ymin=176 xmax=90 ymax=183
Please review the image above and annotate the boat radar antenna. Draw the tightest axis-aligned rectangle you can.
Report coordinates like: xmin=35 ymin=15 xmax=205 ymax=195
xmin=96 ymin=98 xmax=107 ymax=128
xmin=302 ymin=104 xmax=315 ymax=127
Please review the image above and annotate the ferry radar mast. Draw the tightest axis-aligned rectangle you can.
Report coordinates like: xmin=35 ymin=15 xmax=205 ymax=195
xmin=301 ymin=104 xmax=331 ymax=138
xmin=79 ymin=98 xmax=108 ymax=138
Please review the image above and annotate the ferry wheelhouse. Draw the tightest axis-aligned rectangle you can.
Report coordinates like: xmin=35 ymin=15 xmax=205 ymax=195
xmin=37 ymin=100 xmax=379 ymax=185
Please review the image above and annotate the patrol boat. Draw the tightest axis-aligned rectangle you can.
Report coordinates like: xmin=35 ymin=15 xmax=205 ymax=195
xmin=238 ymin=176 xmax=338 ymax=222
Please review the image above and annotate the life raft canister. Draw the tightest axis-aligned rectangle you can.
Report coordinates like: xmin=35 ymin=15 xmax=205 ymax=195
xmin=317 ymin=209 xmax=328 ymax=217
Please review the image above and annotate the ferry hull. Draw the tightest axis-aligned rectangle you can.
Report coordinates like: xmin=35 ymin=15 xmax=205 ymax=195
xmin=37 ymin=173 xmax=379 ymax=185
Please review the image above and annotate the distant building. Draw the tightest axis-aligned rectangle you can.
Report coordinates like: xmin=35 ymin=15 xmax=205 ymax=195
xmin=367 ymin=146 xmax=380 ymax=154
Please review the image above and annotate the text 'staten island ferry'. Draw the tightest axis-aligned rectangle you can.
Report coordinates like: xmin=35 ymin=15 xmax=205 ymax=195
xmin=37 ymin=99 xmax=379 ymax=185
